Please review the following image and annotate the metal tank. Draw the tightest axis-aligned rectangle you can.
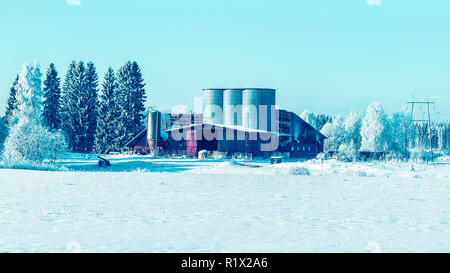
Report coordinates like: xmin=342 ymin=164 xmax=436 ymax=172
xmin=260 ymin=89 xmax=276 ymax=131
xmin=147 ymin=110 xmax=161 ymax=151
xmin=223 ymin=89 xmax=243 ymax=126
xmin=202 ymin=89 xmax=224 ymax=124
xmin=242 ymin=88 xmax=276 ymax=130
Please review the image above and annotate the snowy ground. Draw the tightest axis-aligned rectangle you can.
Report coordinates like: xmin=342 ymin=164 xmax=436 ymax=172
xmin=0 ymin=155 xmax=449 ymax=252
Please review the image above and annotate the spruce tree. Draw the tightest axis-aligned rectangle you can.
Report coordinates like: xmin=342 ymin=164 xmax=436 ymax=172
xmin=115 ymin=61 xmax=134 ymax=147
xmin=4 ymin=75 xmax=19 ymax=125
xmin=94 ymin=67 xmax=120 ymax=153
xmin=115 ymin=61 xmax=147 ymax=147
xmin=62 ymin=61 xmax=86 ymax=152
xmin=84 ymin=62 xmax=99 ymax=152
xmin=130 ymin=61 xmax=147 ymax=137
xmin=43 ymin=63 xmax=62 ymax=130
xmin=61 ymin=61 xmax=99 ymax=153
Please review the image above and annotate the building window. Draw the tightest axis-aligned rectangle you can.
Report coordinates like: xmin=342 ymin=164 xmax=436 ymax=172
xmin=303 ymin=145 xmax=305 ymax=151
xmin=308 ymin=145 xmax=311 ymax=151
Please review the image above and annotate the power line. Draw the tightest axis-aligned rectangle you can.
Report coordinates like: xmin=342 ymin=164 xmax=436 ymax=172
xmin=406 ymin=100 xmax=436 ymax=161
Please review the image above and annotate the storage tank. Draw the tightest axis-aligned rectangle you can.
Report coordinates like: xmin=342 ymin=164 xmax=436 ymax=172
xmin=223 ymin=89 xmax=243 ymax=126
xmin=147 ymin=110 xmax=161 ymax=151
xmin=261 ymin=89 xmax=276 ymax=131
xmin=242 ymin=88 xmax=276 ymax=130
xmin=202 ymin=89 xmax=224 ymax=124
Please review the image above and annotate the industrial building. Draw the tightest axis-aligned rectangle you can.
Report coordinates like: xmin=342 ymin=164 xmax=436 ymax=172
xmin=126 ymin=88 xmax=326 ymax=158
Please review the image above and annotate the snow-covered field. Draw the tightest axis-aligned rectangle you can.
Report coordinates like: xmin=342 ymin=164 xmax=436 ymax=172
xmin=0 ymin=156 xmax=449 ymax=252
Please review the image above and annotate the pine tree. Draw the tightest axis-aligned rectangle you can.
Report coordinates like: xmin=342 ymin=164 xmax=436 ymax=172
xmin=437 ymin=124 xmax=445 ymax=152
xmin=61 ymin=61 xmax=86 ymax=152
xmin=0 ymin=118 xmax=7 ymax=152
xmin=115 ymin=61 xmax=147 ymax=147
xmin=4 ymin=75 xmax=19 ymax=125
xmin=315 ymin=114 xmax=332 ymax=131
xmin=43 ymin=63 xmax=62 ymax=130
xmin=61 ymin=61 xmax=79 ymax=152
xmin=83 ymin=62 xmax=99 ymax=152
xmin=94 ymin=67 xmax=121 ymax=153
xmin=60 ymin=61 xmax=99 ymax=153
xmin=129 ymin=61 xmax=147 ymax=137
xmin=115 ymin=61 xmax=133 ymax=148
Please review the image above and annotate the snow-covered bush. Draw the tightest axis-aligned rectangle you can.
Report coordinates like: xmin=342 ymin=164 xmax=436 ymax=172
xmin=289 ymin=165 xmax=311 ymax=176
xmin=409 ymin=147 xmax=432 ymax=162
xmin=337 ymin=142 xmax=359 ymax=162
xmin=316 ymin=152 xmax=328 ymax=161
xmin=385 ymin=151 xmax=404 ymax=162
xmin=3 ymin=120 xmax=67 ymax=163
xmin=356 ymin=170 xmax=367 ymax=177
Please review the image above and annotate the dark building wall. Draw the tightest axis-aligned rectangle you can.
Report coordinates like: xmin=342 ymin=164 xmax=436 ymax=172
xmin=126 ymin=129 xmax=150 ymax=154
xmin=280 ymin=110 xmax=326 ymax=157
xmin=138 ymin=109 xmax=327 ymax=158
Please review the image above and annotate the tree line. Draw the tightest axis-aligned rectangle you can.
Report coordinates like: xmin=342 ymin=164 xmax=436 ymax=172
xmin=2 ymin=60 xmax=147 ymax=161
xmin=307 ymin=102 xmax=450 ymax=161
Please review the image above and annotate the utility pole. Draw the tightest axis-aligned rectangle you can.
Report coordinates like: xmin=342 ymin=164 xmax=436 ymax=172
xmin=407 ymin=100 xmax=436 ymax=161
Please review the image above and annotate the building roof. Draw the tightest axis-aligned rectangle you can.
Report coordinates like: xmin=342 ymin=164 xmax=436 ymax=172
xmin=280 ymin=109 xmax=327 ymax=140
xmin=202 ymin=88 xmax=276 ymax=91
xmin=125 ymin=128 xmax=147 ymax=147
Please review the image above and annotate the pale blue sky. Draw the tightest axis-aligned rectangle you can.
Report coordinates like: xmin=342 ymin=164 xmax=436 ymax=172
xmin=1 ymin=0 xmax=450 ymax=120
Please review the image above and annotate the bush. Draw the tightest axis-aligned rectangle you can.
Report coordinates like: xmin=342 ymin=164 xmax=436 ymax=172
xmin=337 ymin=143 xmax=359 ymax=162
xmin=409 ymin=147 xmax=432 ymax=162
xmin=2 ymin=120 xmax=67 ymax=164
xmin=316 ymin=152 xmax=328 ymax=161
xmin=385 ymin=151 xmax=404 ymax=161
xmin=289 ymin=165 xmax=311 ymax=176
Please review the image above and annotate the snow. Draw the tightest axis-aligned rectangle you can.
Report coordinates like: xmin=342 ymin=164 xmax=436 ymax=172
xmin=0 ymin=156 xmax=449 ymax=252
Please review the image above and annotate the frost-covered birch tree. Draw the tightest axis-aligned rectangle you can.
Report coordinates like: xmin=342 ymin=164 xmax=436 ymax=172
xmin=300 ymin=110 xmax=317 ymax=129
xmin=344 ymin=111 xmax=362 ymax=149
xmin=3 ymin=62 xmax=67 ymax=163
xmin=360 ymin=102 xmax=389 ymax=152
xmin=321 ymin=115 xmax=345 ymax=152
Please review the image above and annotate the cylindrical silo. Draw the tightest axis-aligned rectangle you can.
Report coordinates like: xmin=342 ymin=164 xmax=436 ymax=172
xmin=147 ymin=110 xmax=161 ymax=151
xmin=223 ymin=89 xmax=243 ymax=126
xmin=242 ymin=89 xmax=276 ymax=131
xmin=260 ymin=89 xmax=276 ymax=131
xmin=242 ymin=89 xmax=261 ymax=130
xmin=202 ymin=89 xmax=224 ymax=124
